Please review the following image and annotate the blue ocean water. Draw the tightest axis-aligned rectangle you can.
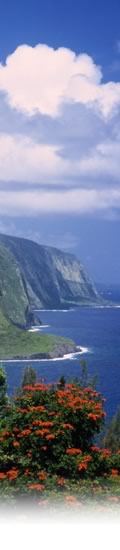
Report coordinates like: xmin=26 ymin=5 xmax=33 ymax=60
xmin=2 ymin=307 xmax=120 ymax=421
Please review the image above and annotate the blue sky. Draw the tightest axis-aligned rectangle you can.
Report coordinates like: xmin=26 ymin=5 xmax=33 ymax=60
xmin=0 ymin=0 xmax=120 ymax=283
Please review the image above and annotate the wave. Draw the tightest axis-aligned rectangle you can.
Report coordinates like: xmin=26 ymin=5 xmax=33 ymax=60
xmin=52 ymin=346 xmax=89 ymax=362
xmin=34 ymin=309 xmax=69 ymax=313
xmin=93 ymin=304 xmax=120 ymax=309
xmin=28 ymin=325 xmax=50 ymax=332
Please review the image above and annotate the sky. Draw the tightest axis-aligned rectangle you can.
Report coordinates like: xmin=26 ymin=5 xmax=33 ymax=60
xmin=0 ymin=0 xmax=120 ymax=283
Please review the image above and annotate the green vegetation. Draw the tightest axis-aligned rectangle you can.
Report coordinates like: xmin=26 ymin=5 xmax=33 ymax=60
xmin=21 ymin=366 xmax=37 ymax=387
xmin=0 ymin=242 xmax=28 ymax=325
xmin=0 ymin=368 xmax=120 ymax=509
xmin=103 ymin=407 xmax=120 ymax=453
xmin=0 ymin=366 xmax=8 ymax=415
xmin=0 ymin=233 xmax=101 ymax=311
xmin=0 ymin=305 xmax=74 ymax=359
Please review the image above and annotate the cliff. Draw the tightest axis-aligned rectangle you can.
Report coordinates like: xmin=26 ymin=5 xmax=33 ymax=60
xmin=0 ymin=234 xmax=101 ymax=316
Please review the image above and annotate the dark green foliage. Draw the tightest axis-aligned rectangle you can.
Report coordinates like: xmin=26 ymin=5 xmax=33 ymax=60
xmin=21 ymin=366 xmax=37 ymax=387
xmin=58 ymin=375 xmax=66 ymax=389
xmin=0 ymin=366 xmax=8 ymax=414
xmin=79 ymin=360 xmax=88 ymax=389
xmin=79 ymin=360 xmax=98 ymax=390
xmin=103 ymin=407 xmax=120 ymax=452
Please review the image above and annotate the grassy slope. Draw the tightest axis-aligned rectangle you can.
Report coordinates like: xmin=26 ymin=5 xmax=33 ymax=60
xmin=0 ymin=243 xmax=28 ymax=325
xmin=0 ymin=307 xmax=73 ymax=359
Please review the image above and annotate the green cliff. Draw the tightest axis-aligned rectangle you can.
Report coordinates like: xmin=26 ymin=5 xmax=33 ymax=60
xmin=0 ymin=234 xmax=101 ymax=314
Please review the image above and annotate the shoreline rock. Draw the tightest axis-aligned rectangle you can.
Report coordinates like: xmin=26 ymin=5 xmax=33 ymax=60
xmin=0 ymin=344 xmax=81 ymax=361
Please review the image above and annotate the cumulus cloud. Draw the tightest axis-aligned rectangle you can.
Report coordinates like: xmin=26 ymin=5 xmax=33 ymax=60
xmin=0 ymin=44 xmax=120 ymax=118
xmin=0 ymin=43 xmax=120 ymax=217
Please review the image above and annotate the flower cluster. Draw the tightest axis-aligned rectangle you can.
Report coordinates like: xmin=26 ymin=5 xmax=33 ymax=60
xmin=0 ymin=379 xmax=119 ymax=506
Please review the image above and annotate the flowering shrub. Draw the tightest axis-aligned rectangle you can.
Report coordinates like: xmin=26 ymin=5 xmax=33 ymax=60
xmin=0 ymin=379 xmax=120 ymax=507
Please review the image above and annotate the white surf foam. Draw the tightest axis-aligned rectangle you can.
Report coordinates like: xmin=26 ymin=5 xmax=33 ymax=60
xmin=34 ymin=309 xmax=69 ymax=312
xmin=0 ymin=346 xmax=89 ymax=364
xmin=28 ymin=325 xmax=50 ymax=332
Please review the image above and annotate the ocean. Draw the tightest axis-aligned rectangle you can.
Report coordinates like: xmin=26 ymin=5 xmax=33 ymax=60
xmin=2 ymin=306 xmax=120 ymax=423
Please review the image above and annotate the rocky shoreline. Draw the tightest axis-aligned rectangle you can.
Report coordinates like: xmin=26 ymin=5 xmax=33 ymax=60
xmin=0 ymin=343 xmax=81 ymax=361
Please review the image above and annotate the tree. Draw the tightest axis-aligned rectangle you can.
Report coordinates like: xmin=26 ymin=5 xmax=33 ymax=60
xmin=58 ymin=375 xmax=66 ymax=389
xmin=79 ymin=360 xmax=88 ymax=389
xmin=103 ymin=406 xmax=120 ymax=452
xmin=79 ymin=360 xmax=98 ymax=390
xmin=21 ymin=365 xmax=36 ymax=387
xmin=0 ymin=366 xmax=8 ymax=414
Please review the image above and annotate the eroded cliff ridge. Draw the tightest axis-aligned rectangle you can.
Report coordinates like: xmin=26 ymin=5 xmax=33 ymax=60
xmin=0 ymin=233 xmax=101 ymax=316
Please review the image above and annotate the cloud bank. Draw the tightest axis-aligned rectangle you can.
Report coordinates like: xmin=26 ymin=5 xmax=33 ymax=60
xmin=0 ymin=43 xmax=120 ymax=216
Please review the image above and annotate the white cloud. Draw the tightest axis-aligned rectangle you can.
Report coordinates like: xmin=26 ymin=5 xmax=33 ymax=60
xmin=0 ymin=133 xmax=63 ymax=182
xmin=0 ymin=44 xmax=120 ymax=217
xmin=0 ymin=44 xmax=120 ymax=118
xmin=0 ymin=132 xmax=120 ymax=185
xmin=0 ymin=187 xmax=120 ymax=216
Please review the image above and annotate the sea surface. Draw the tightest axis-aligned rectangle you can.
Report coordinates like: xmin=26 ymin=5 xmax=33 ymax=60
xmin=1 ymin=307 xmax=120 ymax=422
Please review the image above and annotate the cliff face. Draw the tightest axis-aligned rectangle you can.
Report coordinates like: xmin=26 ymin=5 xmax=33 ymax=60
xmin=0 ymin=234 xmax=101 ymax=315
xmin=0 ymin=242 xmax=28 ymax=325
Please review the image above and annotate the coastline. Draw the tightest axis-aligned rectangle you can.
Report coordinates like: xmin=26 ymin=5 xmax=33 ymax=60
xmin=0 ymin=346 xmax=89 ymax=363
xmin=33 ymin=304 xmax=120 ymax=311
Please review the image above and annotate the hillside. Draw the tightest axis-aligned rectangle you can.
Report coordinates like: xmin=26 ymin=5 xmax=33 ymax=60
xmin=0 ymin=305 xmax=76 ymax=360
xmin=0 ymin=242 xmax=28 ymax=325
xmin=0 ymin=234 xmax=101 ymax=313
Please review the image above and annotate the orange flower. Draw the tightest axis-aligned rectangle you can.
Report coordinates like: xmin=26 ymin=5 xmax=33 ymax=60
xmin=28 ymin=483 xmax=45 ymax=491
xmin=0 ymin=472 xmax=6 ymax=479
xmin=29 ymin=406 xmax=45 ymax=412
xmin=37 ymin=471 xmax=47 ymax=481
xmin=88 ymin=413 xmax=97 ymax=421
xmin=13 ymin=441 xmax=20 ymax=447
xmin=19 ymin=429 xmax=31 ymax=437
xmin=63 ymin=424 xmax=74 ymax=430
xmin=38 ymin=421 xmax=53 ymax=427
xmin=78 ymin=455 xmax=92 ymax=471
xmin=35 ymin=429 xmax=50 ymax=435
xmin=7 ymin=468 xmax=19 ymax=481
xmin=66 ymin=448 xmax=82 ymax=456
xmin=46 ymin=434 xmax=55 ymax=440
xmin=111 ymin=469 xmax=119 ymax=477
xmin=78 ymin=462 xmax=88 ymax=471
xmin=57 ymin=477 xmax=66 ymax=487
xmin=101 ymin=449 xmax=111 ymax=458
xmin=32 ymin=420 xmax=41 ymax=426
